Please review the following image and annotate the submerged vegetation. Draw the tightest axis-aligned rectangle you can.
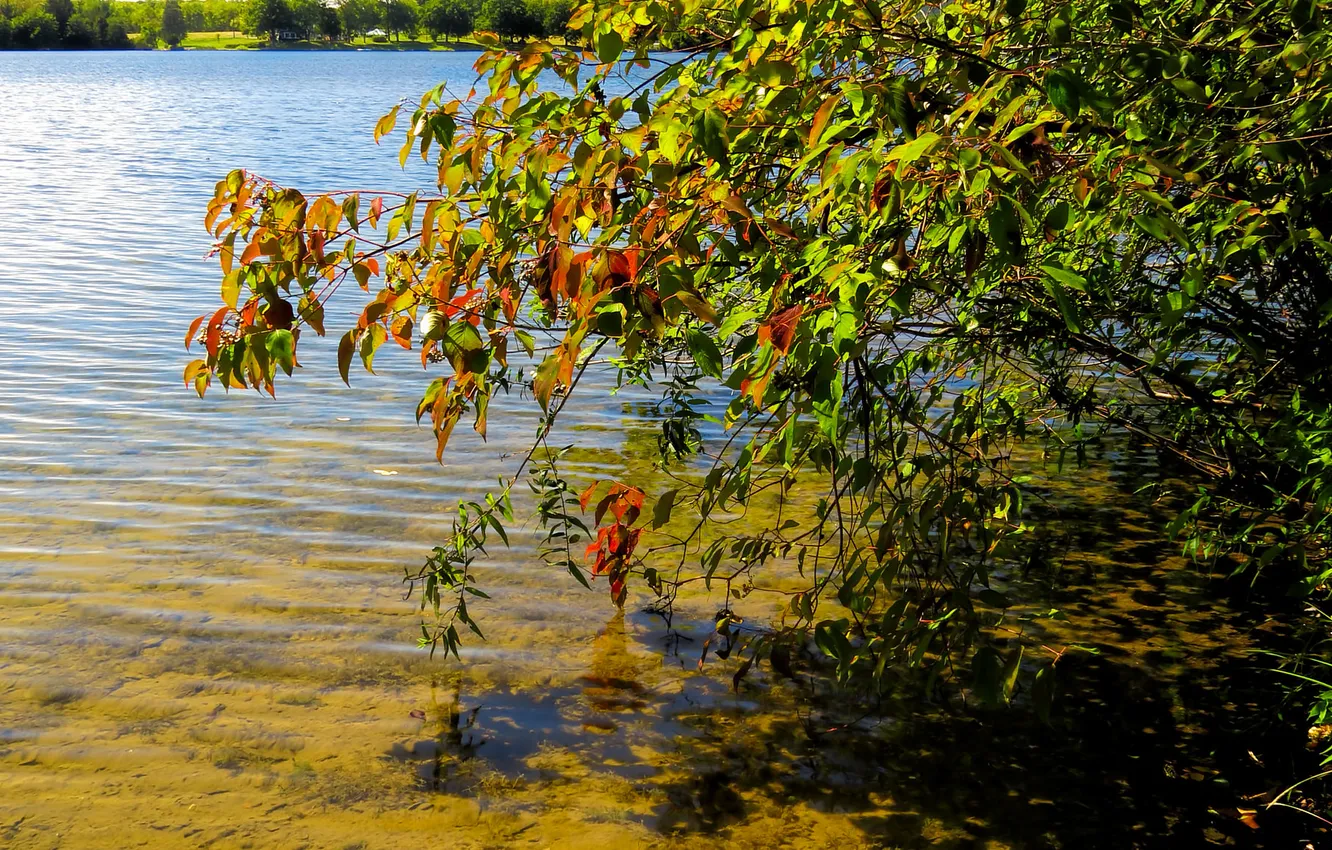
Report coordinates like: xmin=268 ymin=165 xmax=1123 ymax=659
xmin=183 ymin=0 xmax=1332 ymax=833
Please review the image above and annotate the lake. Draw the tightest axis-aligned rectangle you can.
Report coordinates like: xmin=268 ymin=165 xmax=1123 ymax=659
xmin=0 ymin=49 xmax=1284 ymax=848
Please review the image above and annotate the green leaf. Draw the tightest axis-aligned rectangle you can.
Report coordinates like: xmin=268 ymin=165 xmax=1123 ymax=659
xmin=514 ymin=329 xmax=536 ymax=358
xmin=1001 ymin=645 xmax=1024 ymax=701
xmin=1043 ymin=277 xmax=1083 ymax=333
xmin=1045 ymin=69 xmax=1081 ymax=115
xmin=686 ymin=328 xmax=724 ymax=378
xmin=1171 ymin=78 xmax=1207 ymax=101
xmin=651 ymin=488 xmax=678 ymax=529
xmin=1041 ymin=264 xmax=1087 ymax=292
xmin=532 ymin=354 xmax=560 ymax=411
xmin=265 ymin=329 xmax=295 ymax=377
xmin=1033 ymin=665 xmax=1056 ymax=724
xmin=884 ymin=131 xmax=941 ymax=165
xmin=693 ymin=108 xmax=729 ymax=166
xmin=1044 ymin=201 xmax=1072 ymax=231
xmin=338 ymin=330 xmax=354 ymax=385
xmin=596 ymin=308 xmax=624 ymax=337
xmin=342 ymin=195 xmax=360 ymax=232
xmin=987 ymin=198 xmax=1024 ymax=261
xmin=1133 ymin=213 xmax=1169 ymax=241
xmin=359 ymin=324 xmax=387 ymax=373
xmin=595 ymin=29 xmax=623 ymax=64
xmin=755 ymin=59 xmax=796 ymax=86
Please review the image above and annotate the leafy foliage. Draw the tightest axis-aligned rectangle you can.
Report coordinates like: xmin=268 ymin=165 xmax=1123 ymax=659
xmin=188 ymin=0 xmax=1332 ymax=720
xmin=160 ymin=0 xmax=186 ymax=45
xmin=421 ymin=0 xmax=471 ymax=42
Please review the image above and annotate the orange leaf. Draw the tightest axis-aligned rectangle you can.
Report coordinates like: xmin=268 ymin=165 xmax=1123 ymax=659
xmin=391 ymin=315 xmax=414 ymax=349
xmin=579 ymin=480 xmax=601 ymax=512
xmin=185 ymin=314 xmax=206 ymax=351
xmin=808 ymin=93 xmax=841 ymax=147
xmin=240 ymin=237 xmax=261 ymax=266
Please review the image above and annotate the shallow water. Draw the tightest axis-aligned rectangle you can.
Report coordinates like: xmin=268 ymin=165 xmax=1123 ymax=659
xmin=0 ymin=50 xmax=1294 ymax=848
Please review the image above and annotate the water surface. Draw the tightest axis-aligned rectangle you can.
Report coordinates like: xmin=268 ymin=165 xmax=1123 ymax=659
xmin=0 ymin=50 xmax=1290 ymax=849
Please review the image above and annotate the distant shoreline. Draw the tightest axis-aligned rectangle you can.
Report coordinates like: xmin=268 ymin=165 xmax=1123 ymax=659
xmin=182 ymin=43 xmax=489 ymax=52
xmin=0 ymin=40 xmax=495 ymax=54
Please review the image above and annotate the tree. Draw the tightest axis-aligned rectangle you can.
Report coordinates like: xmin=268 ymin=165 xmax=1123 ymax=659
xmin=289 ymin=0 xmax=322 ymax=38
xmin=316 ymin=1 xmax=339 ymax=40
xmin=63 ymin=14 xmax=95 ymax=44
xmin=190 ymin=0 xmax=1332 ymax=728
xmin=160 ymin=0 xmax=186 ymax=46
xmin=421 ymin=0 xmax=469 ymax=42
xmin=537 ymin=0 xmax=570 ymax=38
xmin=479 ymin=0 xmax=537 ymax=42
xmin=44 ymin=0 xmax=72 ymax=36
xmin=382 ymin=0 xmax=417 ymax=40
xmin=338 ymin=0 xmax=377 ymax=41
xmin=136 ymin=19 xmax=159 ymax=46
xmin=0 ymin=16 xmax=11 ymax=48
xmin=105 ymin=19 xmax=129 ymax=46
xmin=12 ymin=10 xmax=59 ymax=46
xmin=245 ymin=0 xmax=291 ymax=40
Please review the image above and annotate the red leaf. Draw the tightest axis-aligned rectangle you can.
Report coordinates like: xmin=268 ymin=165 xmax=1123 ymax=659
xmin=205 ymin=306 xmax=230 ymax=358
xmin=264 ymin=299 xmax=295 ymax=330
xmin=607 ymin=249 xmax=639 ymax=286
xmin=758 ymin=305 xmax=803 ymax=355
xmin=240 ymin=299 xmax=259 ymax=328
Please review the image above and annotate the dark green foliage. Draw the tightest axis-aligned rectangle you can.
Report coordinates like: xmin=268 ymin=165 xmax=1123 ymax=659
xmin=338 ymin=0 xmax=377 ymax=39
xmin=12 ymin=9 xmax=58 ymax=45
xmin=63 ymin=12 xmax=93 ymax=42
xmin=421 ymin=0 xmax=469 ymax=41
xmin=538 ymin=0 xmax=570 ymax=35
xmin=383 ymin=0 xmax=418 ymax=39
xmin=316 ymin=0 xmax=338 ymax=38
xmin=288 ymin=0 xmax=322 ymax=37
xmin=44 ymin=0 xmax=71 ymax=33
xmin=480 ymin=0 xmax=538 ymax=41
xmin=245 ymin=0 xmax=292 ymax=39
xmin=160 ymin=0 xmax=186 ymax=45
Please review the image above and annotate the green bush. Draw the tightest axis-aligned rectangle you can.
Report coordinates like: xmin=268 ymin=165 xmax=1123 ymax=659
xmin=12 ymin=10 xmax=60 ymax=47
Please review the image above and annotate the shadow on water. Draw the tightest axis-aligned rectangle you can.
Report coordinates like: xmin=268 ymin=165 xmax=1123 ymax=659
xmin=367 ymin=437 xmax=1327 ymax=849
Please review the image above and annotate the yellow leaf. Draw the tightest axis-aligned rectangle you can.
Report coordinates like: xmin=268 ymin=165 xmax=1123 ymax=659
xmin=374 ymin=104 xmax=400 ymax=144
xmin=676 ymin=291 xmax=719 ymax=326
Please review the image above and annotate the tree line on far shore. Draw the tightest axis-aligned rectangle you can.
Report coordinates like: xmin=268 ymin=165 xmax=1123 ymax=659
xmin=246 ymin=0 xmax=573 ymax=45
xmin=0 ymin=0 xmax=572 ymax=49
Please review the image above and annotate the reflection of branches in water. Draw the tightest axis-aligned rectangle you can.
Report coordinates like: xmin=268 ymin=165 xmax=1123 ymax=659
xmin=390 ymin=675 xmax=487 ymax=793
